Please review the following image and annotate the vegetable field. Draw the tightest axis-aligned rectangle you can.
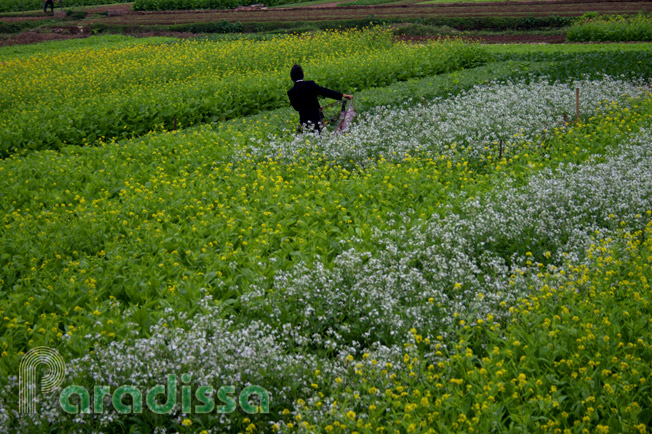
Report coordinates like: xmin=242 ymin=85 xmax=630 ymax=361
xmin=1 ymin=31 xmax=652 ymax=433
xmin=567 ymin=13 xmax=652 ymax=42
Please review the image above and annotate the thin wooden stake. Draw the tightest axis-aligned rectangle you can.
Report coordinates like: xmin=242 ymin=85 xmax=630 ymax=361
xmin=173 ymin=115 xmax=177 ymax=131
xmin=498 ymin=138 xmax=503 ymax=160
xmin=575 ymin=88 xmax=580 ymax=123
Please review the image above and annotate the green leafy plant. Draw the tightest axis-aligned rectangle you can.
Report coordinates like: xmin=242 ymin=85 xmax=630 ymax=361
xmin=567 ymin=13 xmax=652 ymax=42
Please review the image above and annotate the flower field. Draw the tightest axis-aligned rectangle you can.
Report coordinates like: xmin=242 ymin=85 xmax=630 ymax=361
xmin=0 ymin=30 xmax=484 ymax=157
xmin=1 ymin=31 xmax=652 ymax=433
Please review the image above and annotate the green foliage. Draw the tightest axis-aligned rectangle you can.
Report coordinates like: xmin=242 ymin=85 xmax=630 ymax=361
xmin=0 ymin=19 xmax=50 ymax=33
xmin=238 ymin=18 xmax=392 ymax=33
xmin=488 ymin=42 xmax=652 ymax=81
xmin=166 ymin=20 xmax=243 ymax=33
xmin=392 ymin=23 xmax=458 ymax=36
xmin=567 ymin=13 xmax=652 ymax=42
xmin=65 ymin=8 xmax=89 ymax=19
xmin=0 ymin=30 xmax=487 ymax=157
xmin=0 ymin=34 xmax=176 ymax=59
xmin=231 ymin=15 xmax=570 ymax=34
xmin=352 ymin=60 xmax=532 ymax=111
xmin=416 ymin=15 xmax=570 ymax=31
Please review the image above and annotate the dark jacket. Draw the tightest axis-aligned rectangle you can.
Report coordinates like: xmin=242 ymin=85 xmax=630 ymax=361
xmin=287 ymin=80 xmax=343 ymax=130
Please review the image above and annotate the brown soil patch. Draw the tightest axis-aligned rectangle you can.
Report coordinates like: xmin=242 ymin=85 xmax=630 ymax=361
xmin=82 ymin=3 xmax=133 ymax=14
xmin=0 ymin=15 xmax=45 ymax=22
xmin=287 ymin=0 xmax=359 ymax=8
xmin=0 ymin=30 xmax=87 ymax=46
xmin=0 ymin=28 xmax=196 ymax=47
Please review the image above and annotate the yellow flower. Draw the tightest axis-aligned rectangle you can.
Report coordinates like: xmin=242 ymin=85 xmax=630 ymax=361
xmin=181 ymin=418 xmax=192 ymax=426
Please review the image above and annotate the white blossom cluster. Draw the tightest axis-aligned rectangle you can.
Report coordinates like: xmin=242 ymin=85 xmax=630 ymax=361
xmin=268 ymin=127 xmax=652 ymax=431
xmin=0 ymin=404 xmax=8 ymax=431
xmin=0 ymin=297 xmax=321 ymax=433
xmin=253 ymin=76 xmax=647 ymax=166
xmin=242 ymin=126 xmax=652 ymax=357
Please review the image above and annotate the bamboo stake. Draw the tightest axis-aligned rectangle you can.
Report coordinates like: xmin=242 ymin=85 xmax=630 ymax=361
xmin=575 ymin=88 xmax=580 ymax=123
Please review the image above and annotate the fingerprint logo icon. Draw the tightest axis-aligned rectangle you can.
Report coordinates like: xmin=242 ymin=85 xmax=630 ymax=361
xmin=19 ymin=347 xmax=66 ymax=414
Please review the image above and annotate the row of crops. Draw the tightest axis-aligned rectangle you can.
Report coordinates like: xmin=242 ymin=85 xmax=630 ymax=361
xmin=0 ymin=29 xmax=485 ymax=158
xmin=1 ymin=32 xmax=652 ymax=433
xmin=4 ymin=29 xmax=652 ymax=159
xmin=567 ymin=13 xmax=652 ymax=42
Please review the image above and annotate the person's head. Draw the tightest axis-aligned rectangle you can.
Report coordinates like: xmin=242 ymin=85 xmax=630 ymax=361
xmin=290 ymin=64 xmax=304 ymax=82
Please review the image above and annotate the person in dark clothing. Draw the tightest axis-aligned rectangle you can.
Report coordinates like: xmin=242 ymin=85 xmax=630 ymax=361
xmin=44 ymin=0 xmax=54 ymax=13
xmin=287 ymin=64 xmax=352 ymax=133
